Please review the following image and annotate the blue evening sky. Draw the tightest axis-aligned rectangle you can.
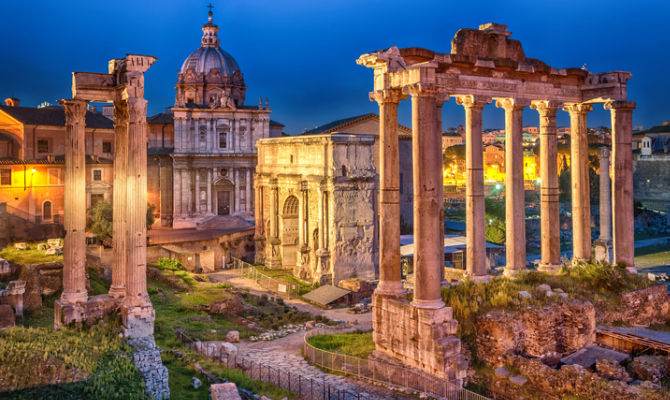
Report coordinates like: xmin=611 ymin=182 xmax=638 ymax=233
xmin=1 ymin=0 xmax=667 ymax=133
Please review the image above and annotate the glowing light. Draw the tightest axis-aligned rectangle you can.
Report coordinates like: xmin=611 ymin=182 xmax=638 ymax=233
xmin=536 ymin=178 xmax=541 ymax=184
xmin=31 ymin=169 xmax=36 ymax=173
xmin=495 ymin=183 xmax=502 ymax=190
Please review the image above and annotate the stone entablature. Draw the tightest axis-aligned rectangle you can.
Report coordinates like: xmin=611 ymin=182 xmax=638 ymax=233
xmin=255 ymin=133 xmax=378 ymax=285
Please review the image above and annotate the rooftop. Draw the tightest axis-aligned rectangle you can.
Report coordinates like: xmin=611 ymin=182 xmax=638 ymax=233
xmin=0 ymin=105 xmax=113 ymax=129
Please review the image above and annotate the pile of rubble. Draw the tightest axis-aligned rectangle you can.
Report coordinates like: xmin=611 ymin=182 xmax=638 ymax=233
xmin=248 ymin=321 xmax=326 ymax=342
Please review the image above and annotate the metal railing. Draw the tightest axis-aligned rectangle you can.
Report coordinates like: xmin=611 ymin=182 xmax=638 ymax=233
xmin=303 ymin=328 xmax=491 ymax=400
xmin=179 ymin=329 xmax=372 ymax=400
xmin=230 ymin=257 xmax=299 ymax=299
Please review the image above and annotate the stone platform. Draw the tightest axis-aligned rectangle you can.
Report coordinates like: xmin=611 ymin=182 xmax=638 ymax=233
xmin=54 ymin=294 xmax=118 ymax=329
xmin=372 ymin=294 xmax=467 ymax=383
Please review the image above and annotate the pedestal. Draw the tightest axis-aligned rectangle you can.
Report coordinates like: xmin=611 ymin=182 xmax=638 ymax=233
xmin=538 ymin=264 xmax=562 ymax=274
xmin=122 ymin=304 xmax=156 ymax=338
xmin=594 ymin=238 xmax=613 ymax=263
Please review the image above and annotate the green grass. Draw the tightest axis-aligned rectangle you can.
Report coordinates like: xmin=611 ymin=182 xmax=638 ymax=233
xmin=0 ymin=320 xmax=148 ymax=398
xmin=307 ymin=331 xmax=375 ymax=359
xmin=0 ymin=242 xmax=63 ymax=264
xmin=253 ymin=265 xmax=315 ymax=295
xmin=635 ymin=244 xmax=670 ymax=268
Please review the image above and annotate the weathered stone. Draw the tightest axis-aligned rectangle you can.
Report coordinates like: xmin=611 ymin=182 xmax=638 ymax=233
xmin=561 ymin=345 xmax=629 ymax=369
xmin=508 ymin=375 xmax=527 ymax=386
xmin=225 ymin=330 xmax=239 ymax=343
xmin=203 ymin=296 xmax=244 ymax=317
xmin=518 ymin=291 xmax=531 ymax=298
xmin=13 ymin=242 xmax=27 ymax=250
xmin=305 ymin=320 xmax=315 ymax=329
xmin=476 ymin=310 xmax=524 ymax=366
xmin=630 ymin=355 xmax=666 ymax=383
xmin=18 ymin=265 xmax=42 ymax=311
xmin=494 ymin=367 xmax=510 ymax=378
xmin=0 ymin=304 xmax=15 ymax=329
xmin=126 ymin=335 xmax=170 ymax=400
xmin=211 ymin=382 xmax=242 ymax=400
xmin=596 ymin=358 xmax=632 ymax=382
xmin=537 ymin=284 xmax=551 ymax=293
xmin=191 ymin=377 xmax=202 ymax=389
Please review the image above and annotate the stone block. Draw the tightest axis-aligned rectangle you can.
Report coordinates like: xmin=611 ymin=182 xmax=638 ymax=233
xmin=225 ymin=330 xmax=239 ymax=343
xmin=508 ymin=375 xmax=527 ymax=386
xmin=596 ymin=358 xmax=632 ymax=382
xmin=122 ymin=304 xmax=156 ymax=338
xmin=494 ymin=367 xmax=510 ymax=378
xmin=14 ymin=242 xmax=27 ymax=250
xmin=211 ymin=382 xmax=242 ymax=400
xmin=630 ymin=355 xmax=666 ymax=383
xmin=0 ymin=304 xmax=15 ymax=329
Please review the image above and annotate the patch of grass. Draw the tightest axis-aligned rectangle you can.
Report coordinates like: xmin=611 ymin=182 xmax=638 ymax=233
xmin=0 ymin=242 xmax=63 ymax=265
xmin=253 ymin=265 xmax=315 ymax=295
xmin=307 ymin=331 xmax=375 ymax=358
xmin=88 ymin=267 xmax=110 ymax=296
xmin=155 ymin=257 xmax=186 ymax=271
xmin=649 ymin=322 xmax=670 ymax=332
xmin=635 ymin=244 xmax=670 ymax=268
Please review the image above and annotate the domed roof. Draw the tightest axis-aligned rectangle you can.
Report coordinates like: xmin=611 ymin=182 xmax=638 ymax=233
xmin=180 ymin=46 xmax=240 ymax=76
xmin=179 ymin=10 xmax=241 ymax=77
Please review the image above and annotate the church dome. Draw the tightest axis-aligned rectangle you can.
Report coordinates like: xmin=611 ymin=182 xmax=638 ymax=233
xmin=180 ymin=46 xmax=240 ymax=77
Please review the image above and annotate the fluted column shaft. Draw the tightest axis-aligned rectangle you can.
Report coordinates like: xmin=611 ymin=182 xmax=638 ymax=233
xmin=599 ymin=147 xmax=611 ymax=241
xmin=606 ymin=101 xmax=636 ymax=267
xmin=533 ymin=101 xmax=562 ymax=271
xmin=207 ymin=169 xmax=212 ymax=214
xmin=60 ymin=99 xmax=89 ymax=304
xmin=458 ymin=96 xmax=489 ymax=278
xmin=109 ymin=101 xmax=129 ymax=298
xmin=372 ymin=89 xmax=406 ymax=296
xmin=409 ymin=85 xmax=444 ymax=308
xmin=565 ymin=104 xmax=593 ymax=261
xmin=497 ymin=98 xmax=528 ymax=275
xmin=124 ymin=98 xmax=150 ymax=307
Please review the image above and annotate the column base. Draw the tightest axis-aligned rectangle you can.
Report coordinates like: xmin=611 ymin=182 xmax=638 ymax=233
xmin=538 ymin=264 xmax=562 ymax=274
xmin=503 ymin=266 xmax=525 ymax=277
xmin=593 ymin=238 xmax=613 ymax=263
xmin=60 ymin=291 xmax=88 ymax=305
xmin=122 ymin=304 xmax=156 ymax=338
xmin=54 ymin=294 xmax=118 ymax=330
xmin=411 ymin=298 xmax=445 ymax=309
xmin=625 ymin=266 xmax=638 ymax=274
xmin=374 ymin=281 xmax=406 ymax=297
xmin=108 ymin=285 xmax=126 ymax=299
xmin=467 ymin=274 xmax=491 ymax=283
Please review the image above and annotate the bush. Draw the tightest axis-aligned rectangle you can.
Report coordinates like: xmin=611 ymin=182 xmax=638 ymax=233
xmin=155 ymin=257 xmax=185 ymax=271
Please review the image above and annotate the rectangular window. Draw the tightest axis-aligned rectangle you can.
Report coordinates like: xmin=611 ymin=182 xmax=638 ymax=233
xmin=37 ymin=139 xmax=49 ymax=153
xmin=48 ymin=168 xmax=61 ymax=185
xmin=90 ymin=193 xmax=104 ymax=209
xmin=93 ymin=169 xmax=102 ymax=181
xmin=0 ymin=169 xmax=10 ymax=185
xmin=219 ymin=133 xmax=227 ymax=149
xmin=102 ymin=141 xmax=112 ymax=153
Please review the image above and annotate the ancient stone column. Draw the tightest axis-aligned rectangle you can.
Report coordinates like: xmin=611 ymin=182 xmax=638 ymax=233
xmin=496 ymin=98 xmax=529 ymax=276
xmin=234 ymin=169 xmax=240 ymax=214
xmin=59 ymin=99 xmax=89 ymax=304
xmin=371 ymin=89 xmax=406 ymax=296
xmin=605 ymin=101 xmax=636 ymax=268
xmin=109 ymin=100 xmax=129 ymax=298
xmin=564 ymin=103 xmax=593 ymax=262
xmin=532 ymin=100 xmax=562 ymax=273
xmin=407 ymin=84 xmax=444 ymax=308
xmin=457 ymin=95 xmax=490 ymax=280
xmin=124 ymin=98 xmax=150 ymax=308
xmin=246 ymin=169 xmax=251 ymax=213
xmin=207 ymin=168 xmax=212 ymax=214
xmin=594 ymin=146 xmax=613 ymax=262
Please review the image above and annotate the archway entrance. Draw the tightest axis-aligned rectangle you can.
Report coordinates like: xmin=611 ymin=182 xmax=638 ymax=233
xmin=214 ymin=178 xmax=234 ymax=216
xmin=281 ymin=195 xmax=299 ymax=267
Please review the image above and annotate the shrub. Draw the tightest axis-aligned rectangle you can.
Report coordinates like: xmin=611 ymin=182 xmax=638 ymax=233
xmin=155 ymin=257 xmax=185 ymax=271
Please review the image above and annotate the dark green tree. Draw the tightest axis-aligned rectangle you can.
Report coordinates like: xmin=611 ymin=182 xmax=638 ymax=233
xmin=88 ymin=201 xmax=156 ymax=245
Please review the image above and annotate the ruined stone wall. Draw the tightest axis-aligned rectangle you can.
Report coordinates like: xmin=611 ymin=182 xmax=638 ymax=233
xmin=633 ymin=157 xmax=670 ymax=208
xmin=598 ymin=285 xmax=670 ymax=326
xmin=477 ymin=300 xmax=596 ymax=366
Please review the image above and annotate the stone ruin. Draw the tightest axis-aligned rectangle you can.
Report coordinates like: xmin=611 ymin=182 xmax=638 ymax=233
xmin=52 ymin=54 xmax=169 ymax=398
xmin=357 ymin=22 xmax=635 ymax=385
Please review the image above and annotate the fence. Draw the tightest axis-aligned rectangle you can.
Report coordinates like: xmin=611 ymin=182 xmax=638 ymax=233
xmin=230 ymin=257 xmax=299 ymax=299
xmin=179 ymin=330 xmax=373 ymax=400
xmin=303 ymin=328 xmax=491 ymax=400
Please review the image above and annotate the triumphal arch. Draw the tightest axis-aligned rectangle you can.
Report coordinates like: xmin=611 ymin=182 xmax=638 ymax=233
xmin=55 ymin=54 xmax=157 ymax=338
xmin=357 ymin=23 xmax=634 ymax=382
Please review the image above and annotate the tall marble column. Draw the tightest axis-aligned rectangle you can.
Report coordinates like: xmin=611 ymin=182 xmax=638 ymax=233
xmin=594 ymin=146 xmax=613 ymax=262
xmin=195 ymin=168 xmax=201 ymax=214
xmin=59 ymin=99 xmax=89 ymax=304
xmin=246 ymin=169 xmax=251 ymax=213
xmin=173 ymin=167 xmax=181 ymax=216
xmin=207 ymin=168 xmax=212 ymax=214
xmin=496 ymin=98 xmax=529 ymax=276
xmin=407 ymin=84 xmax=444 ymax=309
xmin=457 ymin=95 xmax=490 ymax=280
xmin=532 ymin=100 xmax=562 ymax=273
xmin=109 ymin=100 xmax=129 ymax=298
xmin=124 ymin=97 xmax=150 ymax=308
xmin=605 ymin=101 xmax=636 ymax=268
xmin=564 ymin=103 xmax=593 ymax=262
xmin=234 ymin=169 xmax=240 ymax=214
xmin=371 ymin=89 xmax=406 ymax=296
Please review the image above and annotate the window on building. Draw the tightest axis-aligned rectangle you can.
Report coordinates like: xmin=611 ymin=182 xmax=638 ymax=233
xmin=199 ymin=126 xmax=207 ymax=143
xmin=93 ymin=169 xmax=102 ymax=181
xmin=37 ymin=139 xmax=49 ymax=153
xmin=0 ymin=169 xmax=11 ymax=185
xmin=102 ymin=141 xmax=112 ymax=153
xmin=43 ymin=201 xmax=52 ymax=220
xmin=48 ymin=168 xmax=61 ymax=185
xmin=219 ymin=133 xmax=227 ymax=149
xmin=90 ymin=193 xmax=104 ymax=209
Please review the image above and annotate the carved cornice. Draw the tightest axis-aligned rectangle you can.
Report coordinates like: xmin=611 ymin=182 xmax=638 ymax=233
xmin=563 ymin=103 xmax=593 ymax=115
xmin=113 ymin=100 xmax=129 ymax=127
xmin=455 ymin=95 xmax=491 ymax=109
xmin=530 ymin=100 xmax=562 ymax=117
xmin=494 ymin=97 xmax=531 ymax=111
xmin=127 ymin=98 xmax=148 ymax=124
xmin=58 ymin=99 xmax=88 ymax=124
xmin=604 ymin=100 xmax=636 ymax=111
xmin=403 ymin=83 xmax=438 ymax=98
xmin=369 ymin=89 xmax=407 ymax=104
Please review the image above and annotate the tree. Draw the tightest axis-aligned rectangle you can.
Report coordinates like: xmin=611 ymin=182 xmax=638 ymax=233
xmin=88 ymin=200 xmax=157 ymax=246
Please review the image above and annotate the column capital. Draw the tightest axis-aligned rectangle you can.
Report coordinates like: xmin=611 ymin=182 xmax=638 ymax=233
xmin=369 ymin=89 xmax=407 ymax=104
xmin=58 ymin=99 xmax=88 ymax=123
xmin=494 ymin=97 xmax=531 ymax=111
xmin=456 ymin=95 xmax=491 ymax=109
xmin=563 ymin=103 xmax=593 ymax=114
xmin=402 ymin=83 xmax=438 ymax=98
xmin=530 ymin=100 xmax=563 ymax=116
xmin=604 ymin=100 xmax=636 ymax=111
xmin=113 ymin=100 xmax=129 ymax=126
xmin=127 ymin=98 xmax=148 ymax=124
xmin=599 ymin=145 xmax=610 ymax=158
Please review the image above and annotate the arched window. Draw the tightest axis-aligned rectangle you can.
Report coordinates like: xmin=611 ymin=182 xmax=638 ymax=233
xmin=43 ymin=201 xmax=52 ymax=220
xmin=283 ymin=195 xmax=299 ymax=217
